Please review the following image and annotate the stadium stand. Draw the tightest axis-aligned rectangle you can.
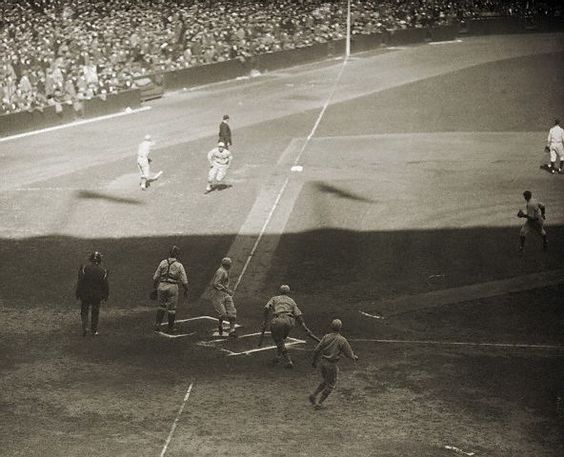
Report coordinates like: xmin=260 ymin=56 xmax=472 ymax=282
xmin=0 ymin=0 xmax=562 ymax=115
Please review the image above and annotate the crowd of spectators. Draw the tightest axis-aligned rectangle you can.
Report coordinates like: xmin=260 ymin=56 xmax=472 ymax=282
xmin=1 ymin=0 xmax=561 ymax=115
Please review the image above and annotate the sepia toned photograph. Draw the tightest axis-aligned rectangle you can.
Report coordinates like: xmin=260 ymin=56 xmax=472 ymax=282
xmin=1 ymin=1 xmax=563 ymax=456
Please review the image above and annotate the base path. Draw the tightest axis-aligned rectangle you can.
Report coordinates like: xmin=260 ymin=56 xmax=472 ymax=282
xmin=361 ymin=269 xmax=564 ymax=318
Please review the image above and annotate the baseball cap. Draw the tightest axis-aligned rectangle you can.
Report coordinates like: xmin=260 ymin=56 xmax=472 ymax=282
xmin=218 ymin=141 xmax=225 ymax=147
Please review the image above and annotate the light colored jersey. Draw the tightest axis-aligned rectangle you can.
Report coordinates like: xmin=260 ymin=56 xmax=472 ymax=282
xmin=208 ymin=147 xmax=232 ymax=166
xmin=265 ymin=295 xmax=302 ymax=318
xmin=153 ymin=257 xmax=188 ymax=286
xmin=137 ymin=139 xmax=153 ymax=162
xmin=313 ymin=332 xmax=356 ymax=363
xmin=211 ymin=266 xmax=230 ymax=292
xmin=547 ymin=125 xmax=564 ymax=146
xmin=525 ymin=198 xmax=545 ymax=223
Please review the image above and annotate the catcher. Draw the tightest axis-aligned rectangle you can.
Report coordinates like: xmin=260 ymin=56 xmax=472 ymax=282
xmin=517 ymin=190 xmax=547 ymax=254
xmin=260 ymin=285 xmax=319 ymax=368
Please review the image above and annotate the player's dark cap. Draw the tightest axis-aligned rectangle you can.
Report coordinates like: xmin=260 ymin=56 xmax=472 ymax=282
xmin=555 ymin=119 xmax=560 ymax=125
xmin=523 ymin=190 xmax=532 ymax=200
xmin=170 ymin=245 xmax=181 ymax=258
xmin=279 ymin=284 xmax=290 ymax=294
xmin=222 ymin=114 xmax=230 ymax=120
xmin=89 ymin=251 xmax=103 ymax=263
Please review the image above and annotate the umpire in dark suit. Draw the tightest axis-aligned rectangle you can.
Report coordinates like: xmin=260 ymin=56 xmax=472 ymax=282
xmin=76 ymin=251 xmax=109 ymax=336
xmin=218 ymin=114 xmax=232 ymax=148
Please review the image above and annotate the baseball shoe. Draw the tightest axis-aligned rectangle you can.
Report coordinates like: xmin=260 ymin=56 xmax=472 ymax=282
xmin=229 ymin=330 xmax=238 ymax=339
xmin=309 ymin=394 xmax=317 ymax=405
xmin=92 ymin=331 xmax=99 ymax=336
xmin=551 ymin=168 xmax=556 ymax=174
xmin=314 ymin=403 xmax=325 ymax=410
xmin=217 ymin=324 xmax=224 ymax=336
xmin=285 ymin=361 xmax=294 ymax=369
xmin=153 ymin=324 xmax=161 ymax=333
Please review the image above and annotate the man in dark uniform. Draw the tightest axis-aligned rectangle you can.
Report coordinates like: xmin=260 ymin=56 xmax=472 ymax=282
xmin=218 ymin=114 xmax=232 ymax=149
xmin=76 ymin=251 xmax=109 ymax=336
xmin=261 ymin=285 xmax=319 ymax=368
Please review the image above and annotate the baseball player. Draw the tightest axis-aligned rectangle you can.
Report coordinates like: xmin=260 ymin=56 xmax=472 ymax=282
xmin=261 ymin=284 xmax=319 ymax=368
xmin=218 ymin=114 xmax=232 ymax=148
xmin=546 ymin=119 xmax=564 ymax=174
xmin=309 ymin=319 xmax=359 ymax=409
xmin=205 ymin=141 xmax=232 ymax=193
xmin=210 ymin=257 xmax=238 ymax=337
xmin=152 ymin=246 xmax=189 ymax=333
xmin=517 ymin=190 xmax=547 ymax=254
xmin=137 ymin=134 xmax=163 ymax=190
xmin=75 ymin=251 xmax=109 ymax=336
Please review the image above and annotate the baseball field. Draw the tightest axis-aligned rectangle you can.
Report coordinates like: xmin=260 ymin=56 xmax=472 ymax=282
xmin=1 ymin=33 xmax=564 ymax=457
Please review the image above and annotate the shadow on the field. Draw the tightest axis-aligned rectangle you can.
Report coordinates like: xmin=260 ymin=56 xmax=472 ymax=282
xmin=314 ymin=182 xmax=375 ymax=203
xmin=75 ymin=190 xmax=144 ymax=205
xmin=0 ymin=224 xmax=563 ymax=316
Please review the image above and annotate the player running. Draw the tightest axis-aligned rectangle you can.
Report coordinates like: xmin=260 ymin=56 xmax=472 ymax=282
xmin=137 ymin=134 xmax=163 ymax=190
xmin=309 ymin=319 xmax=359 ymax=409
xmin=205 ymin=141 xmax=232 ymax=194
xmin=260 ymin=285 xmax=319 ymax=368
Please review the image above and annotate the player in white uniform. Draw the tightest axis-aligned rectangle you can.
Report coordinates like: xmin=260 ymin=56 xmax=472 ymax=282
xmin=517 ymin=190 xmax=547 ymax=254
xmin=546 ymin=119 xmax=564 ymax=174
xmin=206 ymin=141 xmax=232 ymax=193
xmin=137 ymin=134 xmax=163 ymax=190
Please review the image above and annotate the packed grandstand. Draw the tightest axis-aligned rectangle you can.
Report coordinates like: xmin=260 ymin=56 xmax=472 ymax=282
xmin=0 ymin=0 xmax=561 ymax=115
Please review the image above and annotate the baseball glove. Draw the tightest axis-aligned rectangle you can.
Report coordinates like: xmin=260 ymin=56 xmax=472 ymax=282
xmin=517 ymin=209 xmax=525 ymax=218
xmin=544 ymin=146 xmax=550 ymax=153
xmin=149 ymin=289 xmax=158 ymax=300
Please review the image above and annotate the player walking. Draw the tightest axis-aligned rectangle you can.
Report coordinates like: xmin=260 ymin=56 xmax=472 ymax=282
xmin=218 ymin=114 xmax=232 ymax=149
xmin=261 ymin=285 xmax=319 ymax=368
xmin=206 ymin=141 xmax=232 ymax=193
xmin=309 ymin=319 xmax=359 ymax=409
xmin=75 ymin=251 xmax=109 ymax=337
xmin=137 ymin=134 xmax=163 ymax=190
xmin=210 ymin=257 xmax=238 ymax=337
xmin=517 ymin=190 xmax=547 ymax=255
xmin=546 ymin=119 xmax=564 ymax=174
xmin=152 ymin=246 xmax=189 ymax=333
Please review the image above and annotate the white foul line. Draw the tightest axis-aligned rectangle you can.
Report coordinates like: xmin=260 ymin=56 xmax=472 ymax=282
xmin=233 ymin=55 xmax=349 ymax=291
xmin=351 ymin=338 xmax=564 ymax=351
xmin=159 ymin=383 xmax=193 ymax=457
xmin=233 ymin=176 xmax=289 ymax=291
xmin=0 ymin=106 xmax=151 ymax=143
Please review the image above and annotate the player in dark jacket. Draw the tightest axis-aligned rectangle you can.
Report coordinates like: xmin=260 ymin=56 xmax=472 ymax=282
xmin=76 ymin=251 xmax=109 ymax=336
xmin=218 ymin=114 xmax=232 ymax=148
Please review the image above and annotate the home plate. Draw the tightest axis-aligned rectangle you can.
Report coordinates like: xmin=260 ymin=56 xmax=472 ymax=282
xmin=291 ymin=165 xmax=303 ymax=172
